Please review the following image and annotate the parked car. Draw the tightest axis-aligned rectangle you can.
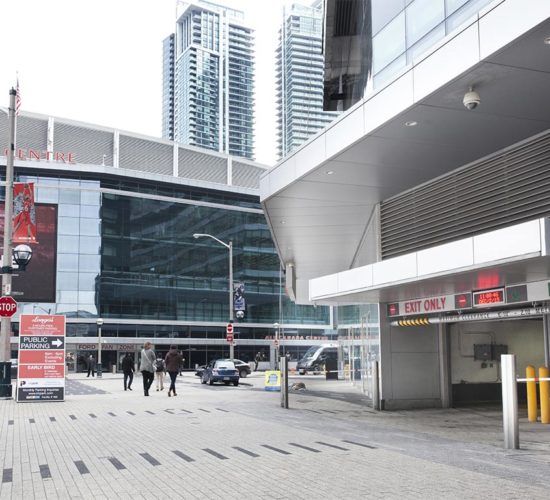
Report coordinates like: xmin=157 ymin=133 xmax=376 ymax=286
xmin=200 ymin=359 xmax=239 ymax=386
xmin=196 ymin=359 xmax=251 ymax=379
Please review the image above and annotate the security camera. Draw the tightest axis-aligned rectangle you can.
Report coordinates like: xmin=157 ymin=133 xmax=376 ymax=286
xmin=463 ymin=87 xmax=480 ymax=110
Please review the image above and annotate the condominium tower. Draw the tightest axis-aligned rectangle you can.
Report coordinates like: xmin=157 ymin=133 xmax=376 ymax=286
xmin=162 ymin=1 xmax=255 ymax=160
xmin=276 ymin=0 xmax=339 ymax=160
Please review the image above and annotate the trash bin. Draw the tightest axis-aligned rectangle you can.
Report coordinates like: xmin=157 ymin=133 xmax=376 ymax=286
xmin=325 ymin=358 xmax=338 ymax=380
xmin=0 ymin=361 xmax=13 ymax=398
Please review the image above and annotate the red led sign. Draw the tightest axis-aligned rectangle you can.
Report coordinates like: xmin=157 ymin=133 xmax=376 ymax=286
xmin=473 ymin=289 xmax=505 ymax=307
xmin=387 ymin=303 xmax=399 ymax=316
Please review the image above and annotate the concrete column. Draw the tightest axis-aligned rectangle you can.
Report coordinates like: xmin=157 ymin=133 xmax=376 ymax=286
xmin=543 ymin=314 xmax=550 ymax=367
xmin=438 ymin=323 xmax=451 ymax=408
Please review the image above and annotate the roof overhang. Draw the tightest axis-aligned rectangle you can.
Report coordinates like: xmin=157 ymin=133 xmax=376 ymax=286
xmin=260 ymin=1 xmax=550 ymax=302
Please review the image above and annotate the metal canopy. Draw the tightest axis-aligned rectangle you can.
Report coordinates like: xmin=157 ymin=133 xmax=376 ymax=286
xmin=262 ymin=17 xmax=550 ymax=293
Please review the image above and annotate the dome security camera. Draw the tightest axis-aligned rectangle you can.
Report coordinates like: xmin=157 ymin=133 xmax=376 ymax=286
xmin=463 ymin=87 xmax=480 ymax=110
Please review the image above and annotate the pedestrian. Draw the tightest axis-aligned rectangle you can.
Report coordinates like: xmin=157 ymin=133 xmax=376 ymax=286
xmin=154 ymin=354 xmax=166 ymax=391
xmin=87 ymin=354 xmax=96 ymax=377
xmin=139 ymin=342 xmax=156 ymax=396
xmin=165 ymin=345 xmax=183 ymax=397
xmin=122 ymin=353 xmax=134 ymax=391
xmin=254 ymin=351 xmax=261 ymax=371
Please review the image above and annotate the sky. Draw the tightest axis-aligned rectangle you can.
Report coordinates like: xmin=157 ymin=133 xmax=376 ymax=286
xmin=0 ymin=0 xmax=310 ymax=166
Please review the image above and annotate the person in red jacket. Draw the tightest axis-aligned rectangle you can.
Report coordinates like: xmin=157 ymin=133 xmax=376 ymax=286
xmin=165 ymin=345 xmax=183 ymax=397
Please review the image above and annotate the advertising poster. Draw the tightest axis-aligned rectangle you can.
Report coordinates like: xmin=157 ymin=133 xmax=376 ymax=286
xmin=17 ymin=315 xmax=66 ymax=402
xmin=0 ymin=203 xmax=57 ymax=302
xmin=13 ymin=182 xmax=37 ymax=244
xmin=233 ymin=282 xmax=245 ymax=314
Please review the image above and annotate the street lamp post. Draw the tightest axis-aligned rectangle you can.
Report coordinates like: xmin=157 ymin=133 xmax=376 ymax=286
xmin=193 ymin=233 xmax=234 ymax=359
xmin=96 ymin=318 xmax=104 ymax=378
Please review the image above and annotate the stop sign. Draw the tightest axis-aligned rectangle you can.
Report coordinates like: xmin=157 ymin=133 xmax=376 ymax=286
xmin=226 ymin=323 xmax=233 ymax=334
xmin=0 ymin=296 xmax=17 ymax=317
xmin=226 ymin=333 xmax=234 ymax=343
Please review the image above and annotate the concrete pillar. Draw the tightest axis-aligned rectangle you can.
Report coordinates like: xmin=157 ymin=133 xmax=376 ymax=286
xmin=438 ymin=323 xmax=451 ymax=408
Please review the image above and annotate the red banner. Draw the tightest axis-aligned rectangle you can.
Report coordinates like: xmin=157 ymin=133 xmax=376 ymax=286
xmin=13 ymin=182 xmax=37 ymax=244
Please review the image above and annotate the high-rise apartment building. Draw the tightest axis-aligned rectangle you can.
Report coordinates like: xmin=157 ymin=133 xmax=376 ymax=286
xmin=276 ymin=0 xmax=339 ymax=160
xmin=162 ymin=1 xmax=255 ymax=159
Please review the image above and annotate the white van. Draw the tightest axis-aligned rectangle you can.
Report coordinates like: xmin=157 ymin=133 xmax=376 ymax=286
xmin=296 ymin=344 xmax=338 ymax=375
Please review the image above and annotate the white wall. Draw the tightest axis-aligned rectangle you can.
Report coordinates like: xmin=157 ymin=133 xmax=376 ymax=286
xmin=450 ymin=319 xmax=544 ymax=384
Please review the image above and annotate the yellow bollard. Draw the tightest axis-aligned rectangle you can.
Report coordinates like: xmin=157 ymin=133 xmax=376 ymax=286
xmin=526 ymin=365 xmax=538 ymax=422
xmin=539 ymin=367 xmax=549 ymax=424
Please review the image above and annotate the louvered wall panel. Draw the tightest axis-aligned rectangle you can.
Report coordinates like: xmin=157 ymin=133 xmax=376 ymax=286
xmin=119 ymin=135 xmax=173 ymax=175
xmin=380 ymin=131 xmax=550 ymax=259
xmin=54 ymin=122 xmax=114 ymax=166
xmin=178 ymin=147 xmax=227 ymax=184
xmin=0 ymin=110 xmax=7 ymax=147
xmin=15 ymin=116 xmax=48 ymax=151
xmin=232 ymin=161 xmax=263 ymax=189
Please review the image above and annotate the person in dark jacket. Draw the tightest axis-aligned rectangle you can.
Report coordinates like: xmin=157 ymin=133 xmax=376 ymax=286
xmin=87 ymin=355 xmax=96 ymax=377
xmin=122 ymin=353 xmax=134 ymax=391
xmin=165 ymin=345 xmax=183 ymax=397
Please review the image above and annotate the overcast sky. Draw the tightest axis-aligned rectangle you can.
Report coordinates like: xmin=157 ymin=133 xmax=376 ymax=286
xmin=0 ymin=0 xmax=310 ymax=166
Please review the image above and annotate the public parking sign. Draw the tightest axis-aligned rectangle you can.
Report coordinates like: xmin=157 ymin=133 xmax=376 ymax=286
xmin=17 ymin=315 xmax=66 ymax=402
xmin=0 ymin=296 xmax=17 ymax=317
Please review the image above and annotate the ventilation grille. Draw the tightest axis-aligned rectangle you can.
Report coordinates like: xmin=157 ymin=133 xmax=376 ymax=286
xmin=178 ymin=148 xmax=227 ymax=184
xmin=380 ymin=131 xmax=550 ymax=259
xmin=119 ymin=135 xmax=173 ymax=175
xmin=54 ymin=121 xmax=113 ymax=165
xmin=232 ymin=161 xmax=263 ymax=189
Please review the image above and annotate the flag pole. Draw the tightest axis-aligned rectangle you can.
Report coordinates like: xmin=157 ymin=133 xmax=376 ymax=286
xmin=0 ymin=87 xmax=17 ymax=398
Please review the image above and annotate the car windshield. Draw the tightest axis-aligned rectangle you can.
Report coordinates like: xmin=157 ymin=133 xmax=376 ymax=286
xmin=215 ymin=361 xmax=235 ymax=370
xmin=302 ymin=347 xmax=319 ymax=360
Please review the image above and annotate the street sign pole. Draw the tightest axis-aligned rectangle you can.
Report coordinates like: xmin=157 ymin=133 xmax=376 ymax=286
xmin=0 ymin=88 xmax=16 ymax=399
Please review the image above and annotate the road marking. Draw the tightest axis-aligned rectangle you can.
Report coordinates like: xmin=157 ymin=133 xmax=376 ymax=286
xmin=172 ymin=450 xmax=194 ymax=462
xmin=145 ymin=410 xmax=155 ymax=415
xmin=108 ymin=457 xmax=126 ymax=470
xmin=164 ymin=409 xmax=175 ymax=414
xmin=49 ymin=417 xmax=56 ymax=422
xmin=216 ymin=408 xmax=229 ymax=413
xmin=89 ymin=413 xmax=97 ymax=419
xmin=69 ymin=415 xmax=77 ymax=420
xmin=316 ymin=441 xmax=349 ymax=451
xmin=108 ymin=412 xmax=117 ymax=417
xmin=203 ymin=448 xmax=228 ymax=460
xmin=139 ymin=453 xmax=161 ymax=466
xmin=2 ymin=468 xmax=12 ymax=483
xmin=29 ymin=418 xmax=35 ymax=424
xmin=289 ymin=443 xmax=321 ymax=453
xmin=74 ymin=461 xmax=90 ymax=475
xmin=342 ymin=440 xmax=376 ymax=449
xmin=7 ymin=420 xmax=13 ymax=426
xmin=199 ymin=408 xmax=210 ymax=413
xmin=261 ymin=445 xmax=291 ymax=455
xmin=233 ymin=447 xmax=259 ymax=458
xmin=39 ymin=465 xmax=51 ymax=479
xmin=126 ymin=411 xmax=135 ymax=416
xmin=180 ymin=409 xmax=192 ymax=413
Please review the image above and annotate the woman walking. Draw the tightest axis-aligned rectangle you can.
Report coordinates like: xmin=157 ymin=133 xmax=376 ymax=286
xmin=165 ymin=345 xmax=183 ymax=397
xmin=139 ymin=342 xmax=156 ymax=396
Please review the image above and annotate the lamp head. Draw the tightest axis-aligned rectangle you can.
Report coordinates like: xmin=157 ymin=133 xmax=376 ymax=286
xmin=13 ymin=244 xmax=33 ymax=271
xmin=96 ymin=318 xmax=104 ymax=326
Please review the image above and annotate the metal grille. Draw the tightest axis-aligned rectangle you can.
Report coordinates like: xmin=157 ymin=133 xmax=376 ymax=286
xmin=54 ymin=121 xmax=113 ymax=166
xmin=119 ymin=135 xmax=173 ymax=175
xmin=178 ymin=147 xmax=227 ymax=184
xmin=0 ymin=109 xmax=7 ymax=146
xmin=232 ymin=161 xmax=264 ymax=189
xmin=380 ymin=131 xmax=550 ymax=259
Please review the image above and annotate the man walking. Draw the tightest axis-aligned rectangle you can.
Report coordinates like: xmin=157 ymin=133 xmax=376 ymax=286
xmin=139 ymin=342 xmax=156 ymax=396
xmin=122 ymin=353 xmax=134 ymax=391
xmin=87 ymin=355 xmax=96 ymax=377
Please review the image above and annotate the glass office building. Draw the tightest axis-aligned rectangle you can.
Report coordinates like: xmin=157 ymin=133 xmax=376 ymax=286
xmin=276 ymin=1 xmax=339 ymax=159
xmin=163 ymin=1 xmax=255 ymax=160
xmin=324 ymin=0 xmax=495 ymax=111
xmin=0 ymin=110 xmax=332 ymax=372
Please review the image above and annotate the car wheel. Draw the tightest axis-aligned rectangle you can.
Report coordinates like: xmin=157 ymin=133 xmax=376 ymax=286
xmin=233 ymin=381 xmax=239 ymax=386
xmin=208 ymin=376 xmax=214 ymax=386
xmin=299 ymin=370 xmax=306 ymax=375
xmin=239 ymin=369 xmax=248 ymax=378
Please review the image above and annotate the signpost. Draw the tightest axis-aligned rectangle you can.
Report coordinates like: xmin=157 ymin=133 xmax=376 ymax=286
xmin=17 ymin=314 xmax=66 ymax=402
xmin=0 ymin=296 xmax=17 ymax=317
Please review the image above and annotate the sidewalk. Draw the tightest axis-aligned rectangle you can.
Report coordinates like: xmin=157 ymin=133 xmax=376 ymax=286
xmin=1 ymin=372 xmax=550 ymax=499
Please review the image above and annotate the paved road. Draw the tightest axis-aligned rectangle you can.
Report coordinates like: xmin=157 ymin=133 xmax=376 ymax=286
xmin=1 ymin=373 xmax=549 ymax=499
